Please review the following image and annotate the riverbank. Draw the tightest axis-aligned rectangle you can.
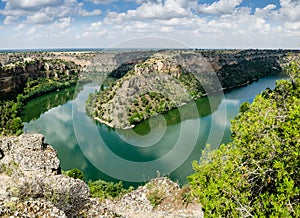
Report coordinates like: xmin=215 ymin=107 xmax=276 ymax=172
xmin=0 ymin=57 xmax=80 ymax=136
xmin=86 ymin=49 xmax=298 ymax=129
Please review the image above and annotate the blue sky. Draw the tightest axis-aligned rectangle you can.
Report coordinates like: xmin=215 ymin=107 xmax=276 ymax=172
xmin=0 ymin=0 xmax=299 ymax=49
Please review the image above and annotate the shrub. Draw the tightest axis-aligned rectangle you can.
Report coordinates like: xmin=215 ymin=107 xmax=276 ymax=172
xmin=188 ymin=60 xmax=300 ymax=217
xmin=147 ymin=188 xmax=166 ymax=208
xmin=64 ymin=168 xmax=85 ymax=181
xmin=88 ymin=180 xmax=132 ymax=200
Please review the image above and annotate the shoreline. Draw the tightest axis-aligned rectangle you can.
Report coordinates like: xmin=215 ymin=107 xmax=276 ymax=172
xmin=91 ymin=72 xmax=284 ymax=130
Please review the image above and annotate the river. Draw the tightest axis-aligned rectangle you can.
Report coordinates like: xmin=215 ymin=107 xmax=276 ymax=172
xmin=22 ymin=73 xmax=287 ymax=186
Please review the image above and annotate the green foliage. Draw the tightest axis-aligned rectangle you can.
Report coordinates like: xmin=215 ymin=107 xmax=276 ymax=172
xmin=19 ymin=77 xmax=77 ymax=103
xmin=147 ymin=188 xmax=166 ymax=208
xmin=87 ymin=180 xmax=132 ymax=200
xmin=188 ymin=59 xmax=300 ymax=217
xmin=178 ymin=72 xmax=204 ymax=99
xmin=0 ymin=58 xmax=79 ymax=136
xmin=0 ymin=100 xmax=23 ymax=136
xmin=0 ymin=161 xmax=19 ymax=176
xmin=188 ymin=145 xmax=250 ymax=217
xmin=64 ymin=168 xmax=85 ymax=181
xmin=180 ymin=185 xmax=193 ymax=206
xmin=239 ymin=101 xmax=250 ymax=113
xmin=285 ymin=59 xmax=300 ymax=83
xmin=127 ymin=92 xmax=176 ymax=125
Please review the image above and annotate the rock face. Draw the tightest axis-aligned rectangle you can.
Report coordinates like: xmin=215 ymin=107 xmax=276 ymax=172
xmin=87 ymin=49 xmax=300 ymax=129
xmin=0 ymin=134 xmax=89 ymax=217
xmin=104 ymin=177 xmax=203 ymax=218
xmin=87 ymin=54 xmax=204 ymax=129
xmin=79 ymin=177 xmax=203 ymax=218
xmin=0 ymin=134 xmax=203 ymax=218
xmin=0 ymin=59 xmax=80 ymax=98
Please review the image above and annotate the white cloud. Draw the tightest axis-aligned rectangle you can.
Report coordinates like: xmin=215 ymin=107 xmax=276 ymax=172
xmin=86 ymin=0 xmax=118 ymax=4
xmin=0 ymin=0 xmax=300 ymax=48
xmin=79 ymin=9 xmax=102 ymax=16
xmin=254 ymin=4 xmax=276 ymax=18
xmin=3 ymin=0 xmax=62 ymax=10
xmin=16 ymin=23 xmax=25 ymax=30
xmin=198 ymin=0 xmax=243 ymax=15
xmin=3 ymin=15 xmax=18 ymax=25
xmin=160 ymin=26 xmax=173 ymax=32
xmin=54 ymin=17 xmax=72 ymax=29
xmin=104 ymin=0 xmax=191 ymax=24
xmin=78 ymin=21 xmax=107 ymax=38
xmin=94 ymin=0 xmax=299 ymax=48
xmin=28 ymin=25 xmax=40 ymax=35
xmin=0 ymin=0 xmax=102 ymax=27
xmin=89 ymin=21 xmax=103 ymax=30
xmin=285 ymin=22 xmax=300 ymax=31
xmin=275 ymin=0 xmax=300 ymax=22
xmin=27 ymin=11 xmax=54 ymax=24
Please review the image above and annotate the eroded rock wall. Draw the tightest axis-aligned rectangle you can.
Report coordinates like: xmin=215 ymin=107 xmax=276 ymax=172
xmin=0 ymin=59 xmax=80 ymax=98
xmin=0 ymin=134 xmax=89 ymax=217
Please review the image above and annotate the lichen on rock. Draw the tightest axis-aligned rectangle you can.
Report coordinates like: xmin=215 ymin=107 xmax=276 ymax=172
xmin=0 ymin=134 xmax=89 ymax=217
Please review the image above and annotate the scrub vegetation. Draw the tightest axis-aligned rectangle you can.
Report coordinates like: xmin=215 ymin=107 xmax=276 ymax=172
xmin=188 ymin=58 xmax=300 ymax=217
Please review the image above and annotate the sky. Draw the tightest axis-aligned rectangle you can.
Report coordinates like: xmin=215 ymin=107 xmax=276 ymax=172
xmin=0 ymin=0 xmax=299 ymax=49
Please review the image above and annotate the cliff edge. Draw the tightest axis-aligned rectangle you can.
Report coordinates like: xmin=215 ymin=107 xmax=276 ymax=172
xmin=0 ymin=134 xmax=203 ymax=217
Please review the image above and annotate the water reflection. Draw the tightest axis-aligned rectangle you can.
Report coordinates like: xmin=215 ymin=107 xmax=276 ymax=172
xmin=21 ymin=86 xmax=76 ymax=122
xmin=22 ymin=74 xmax=287 ymax=186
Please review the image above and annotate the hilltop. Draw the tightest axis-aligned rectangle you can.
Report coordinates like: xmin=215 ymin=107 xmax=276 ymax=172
xmin=86 ymin=53 xmax=204 ymax=128
xmin=86 ymin=49 xmax=299 ymax=129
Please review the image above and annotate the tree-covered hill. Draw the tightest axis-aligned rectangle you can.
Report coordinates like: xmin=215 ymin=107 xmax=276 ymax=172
xmin=86 ymin=54 xmax=204 ymax=129
xmin=87 ymin=50 xmax=300 ymax=129
xmin=188 ymin=58 xmax=300 ymax=217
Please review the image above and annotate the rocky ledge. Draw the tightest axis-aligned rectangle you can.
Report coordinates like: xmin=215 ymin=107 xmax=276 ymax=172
xmin=0 ymin=134 xmax=89 ymax=217
xmin=0 ymin=134 xmax=202 ymax=217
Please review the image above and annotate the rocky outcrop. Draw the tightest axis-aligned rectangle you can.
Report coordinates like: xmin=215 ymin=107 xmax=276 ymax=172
xmin=0 ymin=59 xmax=80 ymax=98
xmin=87 ymin=49 xmax=300 ymax=129
xmin=103 ymin=177 xmax=203 ymax=218
xmin=0 ymin=134 xmax=89 ymax=217
xmin=80 ymin=177 xmax=203 ymax=218
xmin=87 ymin=54 xmax=204 ymax=128
xmin=0 ymin=134 xmax=203 ymax=218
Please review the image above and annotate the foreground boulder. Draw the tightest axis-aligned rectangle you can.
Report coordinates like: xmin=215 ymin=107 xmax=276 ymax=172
xmin=0 ymin=134 xmax=89 ymax=217
xmin=0 ymin=134 xmax=203 ymax=217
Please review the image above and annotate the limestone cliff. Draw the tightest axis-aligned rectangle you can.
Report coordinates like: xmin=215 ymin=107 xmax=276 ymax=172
xmin=87 ymin=49 xmax=300 ymax=129
xmin=0 ymin=134 xmax=203 ymax=218
xmin=0 ymin=58 xmax=80 ymax=98
xmin=0 ymin=134 xmax=89 ymax=217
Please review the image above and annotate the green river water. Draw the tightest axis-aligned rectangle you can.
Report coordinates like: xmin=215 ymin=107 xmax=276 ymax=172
xmin=22 ymin=74 xmax=286 ymax=186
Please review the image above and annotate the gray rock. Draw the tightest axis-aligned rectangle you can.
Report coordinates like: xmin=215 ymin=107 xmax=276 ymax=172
xmin=0 ymin=134 xmax=89 ymax=217
xmin=0 ymin=134 xmax=203 ymax=218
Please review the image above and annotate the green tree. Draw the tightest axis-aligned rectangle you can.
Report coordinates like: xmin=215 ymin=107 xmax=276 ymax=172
xmin=238 ymin=101 xmax=250 ymax=113
xmin=188 ymin=58 xmax=300 ymax=217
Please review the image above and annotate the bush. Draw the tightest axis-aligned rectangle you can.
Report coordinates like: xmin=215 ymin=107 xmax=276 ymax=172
xmin=64 ymin=168 xmax=85 ymax=181
xmin=147 ymin=188 xmax=166 ymax=208
xmin=188 ymin=60 xmax=300 ymax=217
xmin=0 ymin=100 xmax=23 ymax=136
xmin=88 ymin=180 xmax=132 ymax=200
